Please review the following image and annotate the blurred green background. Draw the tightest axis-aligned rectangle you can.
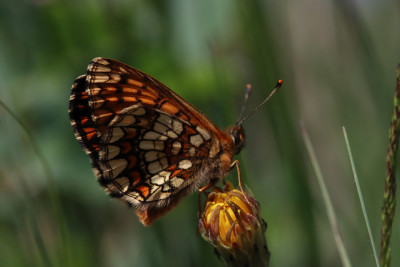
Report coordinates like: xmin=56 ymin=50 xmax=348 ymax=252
xmin=0 ymin=0 xmax=399 ymax=266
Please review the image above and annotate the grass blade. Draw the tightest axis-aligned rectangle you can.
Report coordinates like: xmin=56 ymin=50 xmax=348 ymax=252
xmin=300 ymin=123 xmax=352 ymax=267
xmin=0 ymin=98 xmax=69 ymax=267
xmin=342 ymin=126 xmax=380 ymax=267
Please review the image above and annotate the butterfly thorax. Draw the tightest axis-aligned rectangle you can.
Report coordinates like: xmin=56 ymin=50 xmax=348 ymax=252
xmin=204 ymin=124 xmax=245 ymax=184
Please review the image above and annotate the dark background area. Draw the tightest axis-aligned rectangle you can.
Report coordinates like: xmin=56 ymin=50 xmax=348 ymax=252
xmin=0 ymin=0 xmax=399 ymax=266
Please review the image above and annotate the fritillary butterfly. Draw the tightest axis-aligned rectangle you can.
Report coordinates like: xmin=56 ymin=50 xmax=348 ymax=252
xmin=69 ymin=57 xmax=280 ymax=226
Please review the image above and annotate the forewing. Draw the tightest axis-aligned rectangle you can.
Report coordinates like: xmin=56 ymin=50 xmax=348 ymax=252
xmin=69 ymin=58 xmax=227 ymax=224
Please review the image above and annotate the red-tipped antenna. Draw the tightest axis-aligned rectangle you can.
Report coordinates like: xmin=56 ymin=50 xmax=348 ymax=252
xmin=236 ymin=80 xmax=283 ymax=126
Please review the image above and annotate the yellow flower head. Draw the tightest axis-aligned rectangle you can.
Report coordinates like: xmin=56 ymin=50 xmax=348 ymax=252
xmin=198 ymin=182 xmax=269 ymax=267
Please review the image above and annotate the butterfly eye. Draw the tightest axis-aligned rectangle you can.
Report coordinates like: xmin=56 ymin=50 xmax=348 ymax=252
xmin=230 ymin=126 xmax=245 ymax=154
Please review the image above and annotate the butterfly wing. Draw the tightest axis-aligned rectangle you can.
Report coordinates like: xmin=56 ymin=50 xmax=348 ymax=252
xmin=69 ymin=58 xmax=235 ymax=225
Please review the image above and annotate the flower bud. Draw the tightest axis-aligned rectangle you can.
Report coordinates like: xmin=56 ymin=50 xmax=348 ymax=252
xmin=198 ymin=182 xmax=270 ymax=267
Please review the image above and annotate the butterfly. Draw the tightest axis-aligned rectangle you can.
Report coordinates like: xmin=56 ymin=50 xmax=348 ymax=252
xmin=69 ymin=57 xmax=281 ymax=226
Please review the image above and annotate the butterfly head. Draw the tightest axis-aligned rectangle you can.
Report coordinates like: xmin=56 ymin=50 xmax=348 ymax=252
xmin=228 ymin=125 xmax=245 ymax=154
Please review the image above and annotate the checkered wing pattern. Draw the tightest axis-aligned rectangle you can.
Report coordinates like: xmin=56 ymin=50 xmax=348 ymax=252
xmin=69 ymin=58 xmax=238 ymax=225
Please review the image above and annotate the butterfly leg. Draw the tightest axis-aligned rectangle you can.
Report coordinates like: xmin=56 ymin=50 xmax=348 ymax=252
xmin=230 ymin=160 xmax=244 ymax=192
xmin=199 ymin=182 xmax=213 ymax=192
xmin=197 ymin=182 xmax=213 ymax=216
xmin=230 ymin=160 xmax=252 ymax=205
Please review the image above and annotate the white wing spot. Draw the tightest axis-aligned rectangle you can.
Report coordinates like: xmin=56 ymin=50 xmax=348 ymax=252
xmin=132 ymin=108 xmax=146 ymax=116
xmin=114 ymin=176 xmax=130 ymax=192
xmin=188 ymin=147 xmax=196 ymax=156
xmin=197 ymin=126 xmax=211 ymax=141
xmin=93 ymin=64 xmax=111 ymax=73
xmin=147 ymin=158 xmax=168 ymax=174
xmin=172 ymin=120 xmax=183 ymax=134
xmin=148 ymin=186 xmax=173 ymax=201
xmin=178 ymin=160 xmax=192 ymax=170
xmin=190 ymin=134 xmax=204 ymax=147
xmin=113 ymin=115 xmax=136 ymax=126
xmin=160 ymin=157 xmax=168 ymax=169
xmin=148 ymin=161 xmax=162 ymax=174
xmin=166 ymin=130 xmax=178 ymax=139
xmin=118 ymin=66 xmax=130 ymax=74
xmin=88 ymin=73 xmax=121 ymax=83
xmin=157 ymin=113 xmax=172 ymax=127
xmin=151 ymin=176 xmax=165 ymax=186
xmin=88 ymin=87 xmax=101 ymax=95
xmin=90 ymin=95 xmax=105 ymax=109
xmin=209 ymin=141 xmax=221 ymax=158
xmin=150 ymin=171 xmax=171 ymax=185
xmin=93 ymin=58 xmax=110 ymax=65
xmin=139 ymin=141 xmax=152 ymax=150
xmin=154 ymin=141 xmax=165 ymax=151
xmin=144 ymin=151 xmax=166 ymax=162
xmin=149 ymin=185 xmax=161 ymax=195
xmin=171 ymin=141 xmax=182 ymax=155
xmin=87 ymin=74 xmax=108 ymax=83
xmin=104 ymin=145 xmax=120 ymax=160
xmin=106 ymin=127 xmax=125 ymax=143
xmin=170 ymin=177 xmax=184 ymax=188
xmin=143 ymin=131 xmax=168 ymax=141
xmin=139 ymin=140 xmax=165 ymax=151
xmin=160 ymin=170 xmax=171 ymax=179
xmin=163 ymin=184 xmax=171 ymax=191
xmin=126 ymin=191 xmax=143 ymax=202
xmin=104 ymin=159 xmax=128 ymax=178
xmin=154 ymin=122 xmax=169 ymax=135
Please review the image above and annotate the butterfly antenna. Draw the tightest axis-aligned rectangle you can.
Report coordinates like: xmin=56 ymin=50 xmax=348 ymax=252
xmin=236 ymin=80 xmax=283 ymax=126
xmin=235 ymin=84 xmax=253 ymax=124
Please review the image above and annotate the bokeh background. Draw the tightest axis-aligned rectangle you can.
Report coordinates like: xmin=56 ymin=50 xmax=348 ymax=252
xmin=1 ymin=0 xmax=399 ymax=266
